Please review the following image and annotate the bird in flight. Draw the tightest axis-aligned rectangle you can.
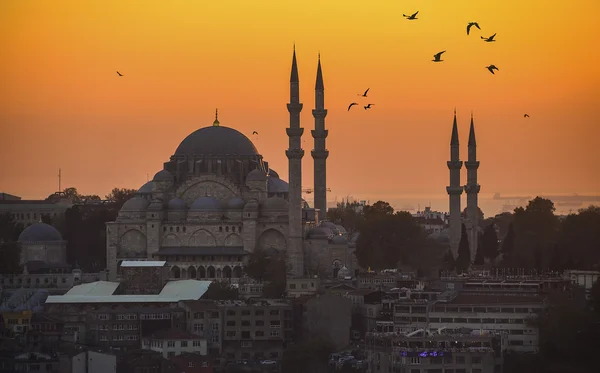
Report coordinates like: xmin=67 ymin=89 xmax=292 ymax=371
xmin=467 ymin=22 xmax=481 ymax=35
xmin=252 ymin=131 xmax=258 ymax=135
xmin=481 ymin=33 xmax=496 ymax=42
xmin=524 ymin=114 xmax=530 ymax=118
xmin=358 ymin=88 xmax=370 ymax=97
xmin=486 ymin=65 xmax=499 ymax=74
xmin=432 ymin=51 xmax=446 ymax=62
xmin=364 ymin=104 xmax=375 ymax=110
xmin=116 ymin=71 xmax=123 ymax=76
xmin=403 ymin=11 xmax=419 ymax=20
xmin=348 ymin=103 xmax=359 ymax=111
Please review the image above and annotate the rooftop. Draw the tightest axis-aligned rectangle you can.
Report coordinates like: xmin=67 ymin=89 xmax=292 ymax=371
xmin=121 ymin=260 xmax=167 ymax=268
xmin=446 ymin=293 xmax=545 ymax=305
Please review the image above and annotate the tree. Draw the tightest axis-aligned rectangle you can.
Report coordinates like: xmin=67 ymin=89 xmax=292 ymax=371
xmin=590 ymin=278 xmax=600 ymax=316
xmin=47 ymin=187 xmax=101 ymax=203
xmin=473 ymin=245 xmax=485 ymax=265
xmin=455 ymin=224 xmax=471 ymax=273
xmin=442 ymin=249 xmax=455 ymax=271
xmin=355 ymin=201 xmax=424 ymax=270
xmin=40 ymin=213 xmax=52 ymax=224
xmin=244 ymin=249 xmax=288 ymax=298
xmin=557 ymin=206 xmax=600 ymax=271
xmin=281 ymin=337 xmax=334 ymax=373
xmin=0 ymin=213 xmax=23 ymax=273
xmin=105 ymin=188 xmax=138 ymax=209
xmin=326 ymin=200 xmax=364 ymax=234
xmin=202 ymin=281 xmax=239 ymax=300
xmin=501 ymin=223 xmax=516 ymax=266
xmin=481 ymin=223 xmax=499 ymax=260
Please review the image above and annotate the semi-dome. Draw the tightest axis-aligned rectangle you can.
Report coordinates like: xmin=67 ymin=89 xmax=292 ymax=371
xmin=18 ymin=223 xmax=63 ymax=242
xmin=247 ymin=169 xmax=267 ymax=182
xmin=320 ymin=221 xmax=340 ymax=235
xmin=168 ymin=198 xmax=186 ymax=210
xmin=121 ymin=196 xmax=150 ymax=212
xmin=262 ymin=196 xmax=289 ymax=211
xmin=175 ymin=126 xmax=259 ymax=157
xmin=228 ymin=197 xmax=246 ymax=210
xmin=268 ymin=169 xmax=280 ymax=178
xmin=137 ymin=181 xmax=154 ymax=194
xmin=267 ymin=175 xmax=289 ymax=193
xmin=307 ymin=227 xmax=334 ymax=240
xmin=153 ymin=169 xmax=173 ymax=182
xmin=190 ymin=196 xmax=222 ymax=211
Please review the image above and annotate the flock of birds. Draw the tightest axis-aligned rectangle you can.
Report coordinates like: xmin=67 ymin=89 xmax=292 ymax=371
xmin=346 ymin=11 xmax=530 ymax=118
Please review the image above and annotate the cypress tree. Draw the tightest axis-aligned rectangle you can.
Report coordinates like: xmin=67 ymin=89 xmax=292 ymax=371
xmin=456 ymin=223 xmax=471 ymax=273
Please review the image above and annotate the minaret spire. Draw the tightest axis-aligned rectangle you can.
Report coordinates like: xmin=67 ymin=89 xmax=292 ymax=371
xmin=447 ymin=110 xmax=463 ymax=257
xmin=286 ymin=45 xmax=305 ymax=278
xmin=312 ymin=53 xmax=328 ymax=222
xmin=465 ymin=111 xmax=481 ymax=261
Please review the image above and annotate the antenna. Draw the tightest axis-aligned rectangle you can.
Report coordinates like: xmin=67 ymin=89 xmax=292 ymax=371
xmin=58 ymin=168 xmax=62 ymax=192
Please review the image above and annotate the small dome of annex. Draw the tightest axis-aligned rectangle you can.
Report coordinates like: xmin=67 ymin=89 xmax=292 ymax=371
xmin=307 ymin=227 xmax=334 ymax=240
xmin=137 ymin=181 xmax=154 ymax=195
xmin=247 ymin=168 xmax=267 ymax=182
xmin=227 ymin=197 xmax=246 ymax=210
xmin=262 ymin=196 xmax=289 ymax=211
xmin=153 ymin=169 xmax=173 ymax=182
xmin=331 ymin=235 xmax=348 ymax=245
xmin=190 ymin=196 xmax=222 ymax=211
xmin=18 ymin=223 xmax=63 ymax=243
xmin=168 ymin=198 xmax=186 ymax=210
xmin=121 ymin=196 xmax=151 ymax=212
xmin=320 ymin=221 xmax=340 ymax=235
xmin=243 ymin=199 xmax=259 ymax=211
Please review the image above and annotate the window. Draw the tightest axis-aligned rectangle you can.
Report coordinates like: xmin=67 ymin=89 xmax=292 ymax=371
xmin=270 ymin=320 xmax=280 ymax=328
xmin=193 ymin=340 xmax=202 ymax=347
xmin=226 ymin=331 xmax=236 ymax=337
xmin=168 ymin=341 xmax=175 ymax=347
xmin=227 ymin=321 xmax=236 ymax=326
xmin=193 ymin=323 xmax=204 ymax=332
xmin=227 ymin=310 xmax=236 ymax=316
xmin=98 ymin=314 xmax=109 ymax=321
xmin=269 ymin=310 xmax=279 ymax=316
xmin=289 ymin=283 xmax=296 ymax=289
xmin=255 ymin=310 xmax=264 ymax=316
xmin=242 ymin=310 xmax=251 ymax=316
xmin=255 ymin=331 xmax=264 ymax=337
xmin=193 ymin=312 xmax=204 ymax=319
xmin=181 ymin=341 xmax=188 ymax=347
xmin=255 ymin=320 xmax=264 ymax=326
xmin=270 ymin=329 xmax=280 ymax=337
xmin=241 ymin=320 xmax=250 ymax=327
xmin=188 ymin=362 xmax=194 ymax=368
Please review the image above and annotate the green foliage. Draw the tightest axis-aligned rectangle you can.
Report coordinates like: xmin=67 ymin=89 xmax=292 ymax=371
xmin=281 ymin=338 xmax=334 ymax=373
xmin=327 ymin=200 xmax=364 ymax=234
xmin=202 ymin=281 xmax=239 ymax=300
xmin=473 ymin=244 xmax=485 ymax=265
xmin=442 ymin=249 xmax=455 ymax=271
xmin=105 ymin=188 xmax=138 ymax=209
xmin=501 ymin=223 xmax=515 ymax=266
xmin=0 ymin=241 xmax=22 ymax=274
xmin=40 ymin=213 xmax=52 ymax=224
xmin=48 ymin=187 xmax=101 ymax=203
xmin=244 ymin=249 xmax=288 ymax=298
xmin=481 ymin=223 xmax=499 ymax=260
xmin=554 ymin=206 xmax=600 ymax=271
xmin=455 ymin=224 xmax=471 ymax=273
xmin=355 ymin=201 xmax=424 ymax=270
xmin=590 ymin=278 xmax=600 ymax=316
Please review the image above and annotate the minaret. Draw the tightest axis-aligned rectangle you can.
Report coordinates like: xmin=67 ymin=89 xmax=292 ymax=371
xmin=446 ymin=110 xmax=463 ymax=257
xmin=311 ymin=54 xmax=329 ymax=222
xmin=464 ymin=113 xmax=481 ymax=261
xmin=286 ymin=46 xmax=305 ymax=278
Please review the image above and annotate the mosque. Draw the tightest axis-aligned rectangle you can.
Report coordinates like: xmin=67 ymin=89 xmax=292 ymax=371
xmin=106 ymin=49 xmax=358 ymax=281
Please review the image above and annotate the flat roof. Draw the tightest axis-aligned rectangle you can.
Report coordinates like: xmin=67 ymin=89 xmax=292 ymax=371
xmin=46 ymin=280 xmax=211 ymax=304
xmin=120 ymin=261 xmax=167 ymax=267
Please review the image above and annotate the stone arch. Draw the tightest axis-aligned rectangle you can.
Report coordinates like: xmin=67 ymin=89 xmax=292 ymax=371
xmin=207 ymin=266 xmax=215 ymax=278
xmin=233 ymin=266 xmax=243 ymax=278
xmin=257 ymin=228 xmax=287 ymax=251
xmin=216 ymin=268 xmax=222 ymax=278
xmin=162 ymin=234 xmax=181 ymax=247
xmin=188 ymin=266 xmax=197 ymax=279
xmin=177 ymin=176 xmax=241 ymax=205
xmin=172 ymin=266 xmax=181 ymax=278
xmin=224 ymin=233 xmax=243 ymax=247
xmin=118 ymin=230 xmax=147 ymax=257
xmin=181 ymin=268 xmax=187 ymax=278
xmin=197 ymin=266 xmax=206 ymax=279
xmin=189 ymin=229 xmax=217 ymax=246
xmin=223 ymin=266 xmax=232 ymax=278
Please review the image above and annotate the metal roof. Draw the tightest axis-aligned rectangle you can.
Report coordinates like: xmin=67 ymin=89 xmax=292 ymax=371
xmin=46 ymin=280 xmax=211 ymax=304
xmin=120 ymin=261 xmax=167 ymax=268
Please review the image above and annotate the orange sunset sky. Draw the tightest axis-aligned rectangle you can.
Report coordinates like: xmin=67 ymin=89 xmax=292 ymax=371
xmin=1 ymin=0 xmax=599 ymax=215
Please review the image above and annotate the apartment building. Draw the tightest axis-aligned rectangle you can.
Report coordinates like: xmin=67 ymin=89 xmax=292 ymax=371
xmin=179 ymin=300 xmax=223 ymax=355
xmin=142 ymin=328 xmax=208 ymax=358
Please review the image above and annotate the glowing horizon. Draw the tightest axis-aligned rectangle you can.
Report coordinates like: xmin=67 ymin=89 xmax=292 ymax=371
xmin=1 ymin=0 xmax=599 ymax=214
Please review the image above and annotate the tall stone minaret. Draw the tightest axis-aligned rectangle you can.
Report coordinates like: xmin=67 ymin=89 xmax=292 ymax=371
xmin=286 ymin=46 xmax=305 ymax=278
xmin=311 ymin=54 xmax=329 ymax=222
xmin=464 ymin=113 xmax=481 ymax=261
xmin=446 ymin=110 xmax=463 ymax=256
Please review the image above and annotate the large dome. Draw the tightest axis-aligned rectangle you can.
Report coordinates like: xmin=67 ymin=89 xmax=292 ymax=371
xmin=175 ymin=126 xmax=259 ymax=157
xmin=18 ymin=223 xmax=63 ymax=242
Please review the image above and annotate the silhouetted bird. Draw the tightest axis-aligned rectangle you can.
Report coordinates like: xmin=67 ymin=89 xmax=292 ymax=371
xmin=481 ymin=33 xmax=496 ymax=42
xmin=403 ymin=11 xmax=419 ymax=20
xmin=364 ymin=104 xmax=375 ymax=110
xmin=116 ymin=71 xmax=123 ymax=76
xmin=432 ymin=51 xmax=446 ymax=62
xmin=358 ymin=88 xmax=370 ymax=97
xmin=467 ymin=22 xmax=481 ymax=35
xmin=252 ymin=131 xmax=258 ymax=135
xmin=486 ymin=65 xmax=499 ymax=74
xmin=348 ymin=103 xmax=358 ymax=111
xmin=524 ymin=114 xmax=530 ymax=118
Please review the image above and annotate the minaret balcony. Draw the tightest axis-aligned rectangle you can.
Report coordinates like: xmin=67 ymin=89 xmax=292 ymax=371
xmin=464 ymin=184 xmax=481 ymax=194
xmin=286 ymin=128 xmax=304 ymax=137
xmin=287 ymin=103 xmax=303 ymax=112
xmin=464 ymin=161 xmax=480 ymax=169
xmin=446 ymin=186 xmax=464 ymax=195
xmin=311 ymin=149 xmax=329 ymax=159
xmin=286 ymin=149 xmax=305 ymax=159
xmin=311 ymin=129 xmax=328 ymax=139
xmin=447 ymin=160 xmax=463 ymax=170
xmin=312 ymin=109 xmax=328 ymax=117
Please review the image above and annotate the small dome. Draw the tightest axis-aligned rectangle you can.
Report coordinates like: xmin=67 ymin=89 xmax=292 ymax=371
xmin=268 ymin=176 xmax=289 ymax=193
xmin=148 ymin=200 xmax=164 ymax=211
xmin=268 ymin=169 xmax=280 ymax=178
xmin=335 ymin=225 xmax=348 ymax=235
xmin=168 ymin=198 xmax=186 ymax=210
xmin=153 ymin=169 xmax=173 ymax=182
xmin=244 ymin=199 xmax=259 ymax=212
xmin=121 ymin=196 xmax=150 ymax=212
xmin=337 ymin=265 xmax=351 ymax=279
xmin=262 ymin=196 xmax=289 ymax=211
xmin=137 ymin=181 xmax=154 ymax=195
xmin=18 ymin=223 xmax=63 ymax=242
xmin=228 ymin=197 xmax=246 ymax=210
xmin=190 ymin=196 xmax=222 ymax=211
xmin=320 ymin=221 xmax=340 ymax=235
xmin=331 ymin=235 xmax=347 ymax=245
xmin=247 ymin=169 xmax=267 ymax=182
xmin=308 ymin=227 xmax=334 ymax=240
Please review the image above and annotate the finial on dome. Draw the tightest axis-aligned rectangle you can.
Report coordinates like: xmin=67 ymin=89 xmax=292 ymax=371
xmin=213 ymin=108 xmax=220 ymax=127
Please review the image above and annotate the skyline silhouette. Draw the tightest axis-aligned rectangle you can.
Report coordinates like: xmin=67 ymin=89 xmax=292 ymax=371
xmin=1 ymin=0 xmax=598 ymax=215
